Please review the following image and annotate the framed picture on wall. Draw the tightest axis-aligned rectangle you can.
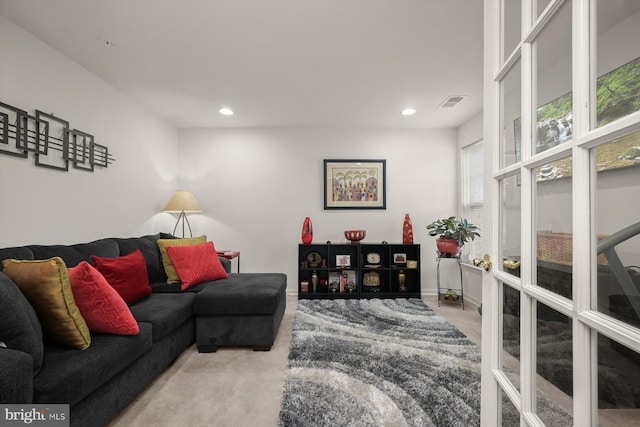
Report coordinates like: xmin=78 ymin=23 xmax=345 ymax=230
xmin=324 ymin=159 xmax=386 ymax=209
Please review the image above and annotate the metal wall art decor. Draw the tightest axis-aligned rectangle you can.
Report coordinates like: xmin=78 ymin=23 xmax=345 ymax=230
xmin=323 ymin=159 xmax=386 ymax=209
xmin=0 ymin=101 xmax=114 ymax=172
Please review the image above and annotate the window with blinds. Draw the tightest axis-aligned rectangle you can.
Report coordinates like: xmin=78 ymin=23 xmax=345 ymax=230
xmin=462 ymin=140 xmax=484 ymax=260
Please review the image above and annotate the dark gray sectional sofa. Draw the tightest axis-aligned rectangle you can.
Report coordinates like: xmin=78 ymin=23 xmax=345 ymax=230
xmin=0 ymin=233 xmax=287 ymax=427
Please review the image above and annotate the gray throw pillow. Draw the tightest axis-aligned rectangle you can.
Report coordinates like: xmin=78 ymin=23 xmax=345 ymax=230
xmin=0 ymin=271 xmax=44 ymax=375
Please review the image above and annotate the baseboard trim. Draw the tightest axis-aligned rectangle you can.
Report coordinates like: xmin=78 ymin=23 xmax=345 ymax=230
xmin=288 ymin=289 xmax=481 ymax=307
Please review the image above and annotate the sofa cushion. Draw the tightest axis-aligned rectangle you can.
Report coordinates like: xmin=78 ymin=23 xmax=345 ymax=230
xmin=2 ymin=258 xmax=91 ymax=350
xmin=0 ymin=348 xmax=34 ymax=403
xmin=149 ymin=279 xmax=214 ymax=294
xmin=127 ymin=293 xmax=195 ymax=342
xmin=68 ymin=262 xmax=139 ymax=335
xmin=157 ymin=235 xmax=207 ymax=284
xmin=91 ymin=250 xmax=152 ymax=303
xmin=33 ymin=322 xmax=152 ymax=407
xmin=193 ymin=273 xmax=287 ymax=316
xmin=28 ymin=239 xmax=119 ymax=268
xmin=0 ymin=271 xmax=44 ymax=375
xmin=0 ymin=246 xmax=34 ymax=265
xmin=166 ymin=241 xmax=228 ymax=290
xmin=112 ymin=234 xmax=167 ymax=283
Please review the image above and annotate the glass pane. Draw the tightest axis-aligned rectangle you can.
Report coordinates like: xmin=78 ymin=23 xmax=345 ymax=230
xmin=503 ymin=0 xmax=521 ymax=63
xmin=596 ymin=0 xmax=640 ymax=128
xmin=536 ymin=301 xmax=574 ymax=425
xmin=536 ymin=0 xmax=553 ymax=18
xmin=462 ymin=142 xmax=484 ymax=261
xmin=501 ymin=388 xmax=520 ymax=426
xmin=534 ymin=0 xmax=572 ymax=156
xmin=501 ymin=60 xmax=522 ymax=168
xmin=502 ymin=283 xmax=521 ymax=392
xmin=534 ymin=156 xmax=573 ymax=299
xmin=597 ymin=334 xmax=640 ymax=426
xmin=594 ymin=131 xmax=640 ymax=325
xmin=500 ymin=174 xmax=522 ymax=276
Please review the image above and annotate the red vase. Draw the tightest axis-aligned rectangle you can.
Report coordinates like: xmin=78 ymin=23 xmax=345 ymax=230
xmin=436 ymin=237 xmax=460 ymax=255
xmin=402 ymin=214 xmax=414 ymax=244
xmin=301 ymin=217 xmax=313 ymax=244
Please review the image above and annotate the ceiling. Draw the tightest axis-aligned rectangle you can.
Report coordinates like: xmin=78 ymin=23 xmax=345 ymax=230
xmin=0 ymin=0 xmax=484 ymax=129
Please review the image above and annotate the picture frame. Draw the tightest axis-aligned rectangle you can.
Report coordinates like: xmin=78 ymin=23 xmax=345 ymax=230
xmin=336 ymin=255 xmax=351 ymax=268
xmin=324 ymin=159 xmax=386 ymax=209
xmin=513 ymin=55 xmax=640 ymax=179
xmin=328 ymin=272 xmax=341 ymax=293
xmin=343 ymin=270 xmax=358 ymax=293
xmin=393 ymin=253 xmax=407 ymax=263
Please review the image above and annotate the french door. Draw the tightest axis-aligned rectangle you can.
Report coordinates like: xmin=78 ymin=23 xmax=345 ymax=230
xmin=482 ymin=0 xmax=640 ymax=425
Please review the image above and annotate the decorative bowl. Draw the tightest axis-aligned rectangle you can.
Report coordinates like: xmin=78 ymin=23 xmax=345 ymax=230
xmin=344 ymin=230 xmax=366 ymax=244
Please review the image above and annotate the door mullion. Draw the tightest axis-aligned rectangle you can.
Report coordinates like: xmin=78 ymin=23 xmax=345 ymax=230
xmin=572 ymin=0 xmax=593 ymax=424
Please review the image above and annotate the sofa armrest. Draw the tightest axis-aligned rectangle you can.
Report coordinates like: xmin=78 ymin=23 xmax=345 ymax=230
xmin=0 ymin=347 xmax=33 ymax=403
xmin=218 ymin=256 xmax=232 ymax=273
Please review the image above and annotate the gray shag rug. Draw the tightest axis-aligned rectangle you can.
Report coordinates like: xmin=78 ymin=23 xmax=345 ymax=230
xmin=278 ymin=298 xmax=481 ymax=427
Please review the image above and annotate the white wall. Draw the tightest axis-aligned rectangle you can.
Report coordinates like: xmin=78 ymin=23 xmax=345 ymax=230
xmin=457 ymin=113 xmax=483 ymax=152
xmin=178 ymin=127 xmax=458 ymax=294
xmin=0 ymin=15 xmax=179 ymax=246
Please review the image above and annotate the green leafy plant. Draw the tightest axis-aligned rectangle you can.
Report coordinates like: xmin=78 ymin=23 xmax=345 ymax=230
xmin=426 ymin=216 xmax=480 ymax=246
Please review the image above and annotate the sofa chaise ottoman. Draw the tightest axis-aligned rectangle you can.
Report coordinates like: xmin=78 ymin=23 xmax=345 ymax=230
xmin=193 ymin=273 xmax=287 ymax=352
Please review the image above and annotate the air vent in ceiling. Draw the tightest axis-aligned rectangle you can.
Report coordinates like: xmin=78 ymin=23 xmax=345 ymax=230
xmin=438 ymin=95 xmax=466 ymax=108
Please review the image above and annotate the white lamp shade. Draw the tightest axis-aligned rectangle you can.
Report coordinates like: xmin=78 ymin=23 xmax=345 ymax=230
xmin=162 ymin=190 xmax=203 ymax=213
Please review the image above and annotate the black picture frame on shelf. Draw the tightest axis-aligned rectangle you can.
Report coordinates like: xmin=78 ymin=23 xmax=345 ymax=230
xmin=324 ymin=159 xmax=386 ymax=210
xmin=393 ymin=253 xmax=407 ymax=263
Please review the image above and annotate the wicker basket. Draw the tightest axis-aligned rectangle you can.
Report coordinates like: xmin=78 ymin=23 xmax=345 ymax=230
xmin=537 ymin=232 xmax=608 ymax=266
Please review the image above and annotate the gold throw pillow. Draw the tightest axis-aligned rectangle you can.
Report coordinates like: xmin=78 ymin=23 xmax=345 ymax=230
xmin=2 ymin=257 xmax=91 ymax=350
xmin=157 ymin=235 xmax=207 ymax=284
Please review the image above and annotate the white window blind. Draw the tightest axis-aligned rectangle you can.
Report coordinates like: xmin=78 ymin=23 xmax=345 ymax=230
xmin=462 ymin=140 xmax=484 ymax=260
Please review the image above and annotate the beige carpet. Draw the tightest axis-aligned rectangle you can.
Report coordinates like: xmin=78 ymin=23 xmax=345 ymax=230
xmin=108 ymin=296 xmax=480 ymax=427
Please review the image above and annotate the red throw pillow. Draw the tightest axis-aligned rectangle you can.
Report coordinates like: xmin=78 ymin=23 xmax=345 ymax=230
xmin=166 ymin=241 xmax=229 ymax=290
xmin=91 ymin=249 xmax=151 ymax=303
xmin=68 ymin=262 xmax=139 ymax=335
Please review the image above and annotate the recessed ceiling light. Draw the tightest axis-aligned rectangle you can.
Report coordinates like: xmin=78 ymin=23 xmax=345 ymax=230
xmin=401 ymin=108 xmax=416 ymax=116
xmin=219 ymin=107 xmax=234 ymax=116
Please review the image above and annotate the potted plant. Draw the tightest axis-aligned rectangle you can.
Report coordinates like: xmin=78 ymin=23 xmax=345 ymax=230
xmin=426 ymin=216 xmax=480 ymax=255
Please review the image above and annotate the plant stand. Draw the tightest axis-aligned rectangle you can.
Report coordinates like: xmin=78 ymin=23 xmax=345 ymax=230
xmin=436 ymin=251 xmax=464 ymax=310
